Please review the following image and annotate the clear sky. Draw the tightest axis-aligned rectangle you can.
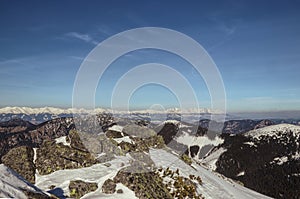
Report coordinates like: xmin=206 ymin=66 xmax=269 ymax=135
xmin=0 ymin=0 xmax=300 ymax=112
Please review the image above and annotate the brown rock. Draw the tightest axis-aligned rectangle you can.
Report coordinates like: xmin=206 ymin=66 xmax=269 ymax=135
xmin=102 ymin=179 xmax=116 ymax=194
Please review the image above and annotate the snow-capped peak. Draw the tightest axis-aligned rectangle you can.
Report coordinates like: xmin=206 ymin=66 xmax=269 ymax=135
xmin=0 ymin=106 xmax=225 ymax=115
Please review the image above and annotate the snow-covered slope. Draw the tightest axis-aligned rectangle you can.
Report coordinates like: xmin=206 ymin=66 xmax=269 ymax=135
xmin=35 ymin=155 xmax=136 ymax=199
xmin=33 ymin=147 xmax=271 ymax=199
xmin=200 ymin=147 xmax=227 ymax=170
xmin=0 ymin=164 xmax=49 ymax=199
xmin=245 ymin=123 xmax=300 ymax=139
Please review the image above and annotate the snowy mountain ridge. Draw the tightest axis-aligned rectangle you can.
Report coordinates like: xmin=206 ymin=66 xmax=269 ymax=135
xmin=0 ymin=106 xmax=224 ymax=115
xmin=245 ymin=123 xmax=300 ymax=139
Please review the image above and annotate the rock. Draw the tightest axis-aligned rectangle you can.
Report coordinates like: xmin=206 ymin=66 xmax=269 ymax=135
xmin=97 ymin=112 xmax=116 ymax=132
xmin=157 ymin=123 xmax=179 ymax=144
xmin=106 ymin=130 xmax=123 ymax=138
xmin=114 ymin=166 xmax=173 ymax=199
xmin=190 ymin=145 xmax=200 ymax=158
xmin=68 ymin=131 xmax=123 ymax=157
xmin=0 ymin=117 xmax=74 ymax=159
xmin=123 ymin=124 xmax=156 ymax=138
xmin=69 ymin=180 xmax=98 ymax=199
xmin=1 ymin=146 xmax=35 ymax=184
xmin=35 ymin=140 xmax=99 ymax=175
xmin=102 ymin=179 xmax=116 ymax=194
xmin=118 ymin=135 xmax=165 ymax=153
xmin=181 ymin=154 xmax=192 ymax=165
xmin=116 ymin=189 xmax=123 ymax=194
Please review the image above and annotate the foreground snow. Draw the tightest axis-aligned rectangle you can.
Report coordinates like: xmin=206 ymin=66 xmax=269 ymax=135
xmin=0 ymin=164 xmax=48 ymax=199
xmin=32 ymin=147 xmax=272 ymax=199
xmin=35 ymin=154 xmax=137 ymax=199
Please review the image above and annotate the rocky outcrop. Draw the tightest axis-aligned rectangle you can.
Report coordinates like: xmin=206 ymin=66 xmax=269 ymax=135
xmin=157 ymin=123 xmax=179 ymax=144
xmin=110 ymin=166 xmax=204 ymax=199
xmin=1 ymin=146 xmax=35 ymax=184
xmin=105 ymin=130 xmax=123 ymax=138
xmin=123 ymin=124 xmax=156 ymax=138
xmin=118 ymin=135 xmax=165 ymax=153
xmin=35 ymin=140 xmax=99 ymax=175
xmin=69 ymin=180 xmax=98 ymax=199
xmin=113 ymin=167 xmax=173 ymax=199
xmin=102 ymin=179 xmax=116 ymax=194
xmin=0 ymin=117 xmax=74 ymax=160
xmin=159 ymin=167 xmax=204 ymax=199
xmin=0 ymin=118 xmax=35 ymax=133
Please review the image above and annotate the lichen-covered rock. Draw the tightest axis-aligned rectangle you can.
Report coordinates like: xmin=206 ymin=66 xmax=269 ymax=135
xmin=0 ymin=117 xmax=74 ymax=160
xmin=181 ymin=153 xmax=192 ymax=165
xmin=118 ymin=135 xmax=165 ymax=153
xmin=66 ymin=130 xmax=88 ymax=152
xmin=102 ymin=179 xmax=116 ymax=194
xmin=69 ymin=180 xmax=98 ymax=199
xmin=1 ymin=146 xmax=35 ymax=184
xmin=106 ymin=130 xmax=123 ymax=138
xmin=96 ymin=112 xmax=116 ymax=132
xmin=159 ymin=167 xmax=204 ymax=199
xmin=114 ymin=166 xmax=173 ymax=199
xmin=35 ymin=140 xmax=99 ymax=175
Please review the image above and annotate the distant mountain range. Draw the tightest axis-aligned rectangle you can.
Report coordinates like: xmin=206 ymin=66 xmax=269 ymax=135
xmin=0 ymin=106 xmax=225 ymax=115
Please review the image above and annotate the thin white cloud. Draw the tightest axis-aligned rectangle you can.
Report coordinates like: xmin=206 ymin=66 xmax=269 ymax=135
xmin=217 ymin=23 xmax=236 ymax=35
xmin=68 ymin=55 xmax=98 ymax=62
xmin=65 ymin=32 xmax=98 ymax=45
xmin=97 ymin=25 xmax=115 ymax=36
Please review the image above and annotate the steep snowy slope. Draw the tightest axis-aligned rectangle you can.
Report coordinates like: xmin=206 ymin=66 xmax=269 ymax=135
xmin=0 ymin=164 xmax=50 ymax=199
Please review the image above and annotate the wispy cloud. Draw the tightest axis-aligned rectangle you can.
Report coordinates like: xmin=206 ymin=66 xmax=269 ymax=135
xmin=97 ymin=25 xmax=115 ymax=36
xmin=68 ymin=55 xmax=98 ymax=63
xmin=216 ymin=23 xmax=236 ymax=35
xmin=64 ymin=32 xmax=98 ymax=45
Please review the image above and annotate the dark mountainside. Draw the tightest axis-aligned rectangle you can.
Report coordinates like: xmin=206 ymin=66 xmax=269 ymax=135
xmin=211 ymin=126 xmax=300 ymax=199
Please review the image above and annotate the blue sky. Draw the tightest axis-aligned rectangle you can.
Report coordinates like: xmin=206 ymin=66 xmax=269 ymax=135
xmin=0 ymin=0 xmax=300 ymax=112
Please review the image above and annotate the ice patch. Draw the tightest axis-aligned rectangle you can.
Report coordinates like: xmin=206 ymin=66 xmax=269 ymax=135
xmin=108 ymin=125 xmax=124 ymax=133
xmin=113 ymin=136 xmax=134 ymax=144
xmin=55 ymin=136 xmax=70 ymax=146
